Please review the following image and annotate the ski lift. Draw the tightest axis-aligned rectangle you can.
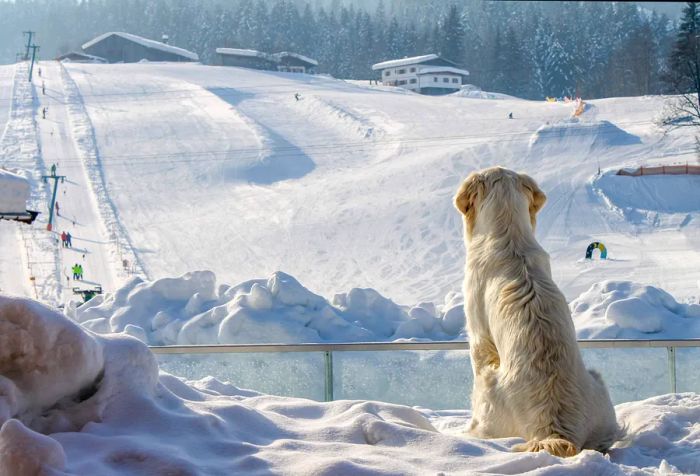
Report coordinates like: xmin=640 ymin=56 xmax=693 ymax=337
xmin=73 ymin=285 xmax=103 ymax=303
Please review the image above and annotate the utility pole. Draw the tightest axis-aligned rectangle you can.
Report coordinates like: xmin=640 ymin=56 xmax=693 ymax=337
xmin=22 ymin=31 xmax=34 ymax=60
xmin=42 ymin=171 xmax=66 ymax=232
xmin=28 ymin=44 xmax=39 ymax=82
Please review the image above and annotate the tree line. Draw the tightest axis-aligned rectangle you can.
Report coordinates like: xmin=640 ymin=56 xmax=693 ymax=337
xmin=0 ymin=0 xmax=680 ymax=100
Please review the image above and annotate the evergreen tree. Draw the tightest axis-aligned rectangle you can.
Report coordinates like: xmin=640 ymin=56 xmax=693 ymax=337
xmin=438 ymin=4 xmax=464 ymax=64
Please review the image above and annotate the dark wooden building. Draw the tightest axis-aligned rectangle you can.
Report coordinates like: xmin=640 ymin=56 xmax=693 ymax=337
xmin=56 ymin=51 xmax=107 ymax=63
xmin=216 ymin=48 xmax=318 ymax=73
xmin=216 ymin=48 xmax=277 ymax=70
xmin=81 ymin=32 xmax=198 ymax=64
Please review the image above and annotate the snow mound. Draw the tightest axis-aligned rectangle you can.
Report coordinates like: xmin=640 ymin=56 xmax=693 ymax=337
xmin=529 ymin=119 xmax=640 ymax=152
xmin=571 ymin=280 xmax=700 ymax=339
xmin=0 ymin=294 xmax=158 ymax=474
xmin=69 ymin=271 xmax=466 ymax=345
xmin=3 ymin=293 xmax=700 ymax=474
xmin=0 ymin=169 xmax=29 ymax=213
xmin=593 ymin=172 xmax=700 ymax=224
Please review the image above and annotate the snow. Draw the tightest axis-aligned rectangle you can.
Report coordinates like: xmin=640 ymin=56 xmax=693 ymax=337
xmin=81 ymin=32 xmax=199 ymax=61
xmin=593 ymin=171 xmax=700 ymax=223
xmin=2 ymin=293 xmax=700 ymax=475
xmin=572 ymin=281 xmax=700 ymax=339
xmin=0 ymin=169 xmax=30 ymax=213
xmin=372 ymin=54 xmax=441 ymax=70
xmin=68 ymin=270 xmax=465 ymax=345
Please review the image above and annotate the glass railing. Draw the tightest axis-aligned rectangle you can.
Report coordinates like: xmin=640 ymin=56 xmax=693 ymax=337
xmin=151 ymin=340 xmax=700 ymax=410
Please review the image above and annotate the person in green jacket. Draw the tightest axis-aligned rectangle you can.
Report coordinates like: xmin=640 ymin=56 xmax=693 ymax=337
xmin=72 ymin=264 xmax=80 ymax=280
xmin=77 ymin=264 xmax=84 ymax=280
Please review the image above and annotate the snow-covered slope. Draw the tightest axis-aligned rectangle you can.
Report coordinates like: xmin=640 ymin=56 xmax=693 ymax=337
xmin=57 ymin=62 xmax=700 ymax=308
xmin=2 ymin=294 xmax=699 ymax=476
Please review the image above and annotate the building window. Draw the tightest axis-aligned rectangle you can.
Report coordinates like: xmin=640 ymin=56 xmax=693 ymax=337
xmin=410 ymin=67 xmax=416 ymax=72
xmin=398 ymin=68 xmax=406 ymax=74
xmin=443 ymin=77 xmax=449 ymax=83
xmin=433 ymin=77 xmax=438 ymax=82
xmin=452 ymin=78 xmax=459 ymax=83
xmin=398 ymin=80 xmax=407 ymax=85
xmin=409 ymin=78 xmax=417 ymax=84
xmin=385 ymin=71 xmax=391 ymax=76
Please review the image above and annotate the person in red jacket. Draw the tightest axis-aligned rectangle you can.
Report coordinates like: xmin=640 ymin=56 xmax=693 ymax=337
xmin=60 ymin=231 xmax=67 ymax=247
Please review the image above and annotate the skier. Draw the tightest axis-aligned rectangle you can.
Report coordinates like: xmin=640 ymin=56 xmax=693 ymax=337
xmin=42 ymin=81 xmax=45 ymax=95
xmin=66 ymin=231 xmax=72 ymax=248
xmin=55 ymin=201 xmax=60 ymax=216
xmin=42 ymin=107 xmax=47 ymax=119
xmin=77 ymin=264 xmax=84 ymax=280
xmin=60 ymin=231 xmax=67 ymax=247
xmin=294 ymin=93 xmax=300 ymax=101
xmin=50 ymin=163 xmax=57 ymax=176
xmin=508 ymin=112 xmax=513 ymax=119
xmin=72 ymin=263 xmax=80 ymax=280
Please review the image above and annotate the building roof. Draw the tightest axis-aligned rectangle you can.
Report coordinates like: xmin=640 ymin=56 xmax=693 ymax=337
xmin=57 ymin=51 xmax=107 ymax=63
xmin=273 ymin=52 xmax=318 ymax=66
xmin=82 ymin=32 xmax=199 ymax=61
xmin=372 ymin=54 xmax=459 ymax=71
xmin=217 ymin=48 xmax=318 ymax=67
xmin=216 ymin=48 xmax=275 ymax=61
xmin=416 ymin=66 xmax=470 ymax=76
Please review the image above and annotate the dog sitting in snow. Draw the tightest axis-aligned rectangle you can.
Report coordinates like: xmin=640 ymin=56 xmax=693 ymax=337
xmin=454 ymin=166 xmax=619 ymax=457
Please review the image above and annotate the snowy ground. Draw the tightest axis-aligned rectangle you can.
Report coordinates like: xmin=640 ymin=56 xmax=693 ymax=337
xmin=1 ymin=62 xmax=699 ymax=310
xmin=49 ymin=62 xmax=700 ymax=307
xmin=2 ymin=295 xmax=700 ymax=476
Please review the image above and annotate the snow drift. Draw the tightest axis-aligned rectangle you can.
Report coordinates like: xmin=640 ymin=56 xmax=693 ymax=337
xmin=593 ymin=171 xmax=700 ymax=225
xmin=571 ymin=280 xmax=700 ymax=339
xmin=69 ymin=270 xmax=466 ymax=345
xmin=3 ymin=292 xmax=700 ymax=475
xmin=0 ymin=168 xmax=30 ymax=213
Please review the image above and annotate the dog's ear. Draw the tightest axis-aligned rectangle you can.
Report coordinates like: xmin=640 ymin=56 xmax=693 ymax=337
xmin=454 ymin=172 xmax=483 ymax=216
xmin=454 ymin=173 xmax=484 ymax=236
xmin=519 ymin=173 xmax=546 ymax=225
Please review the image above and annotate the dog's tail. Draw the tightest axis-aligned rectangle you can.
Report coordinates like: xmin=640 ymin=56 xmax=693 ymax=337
xmin=513 ymin=436 xmax=579 ymax=458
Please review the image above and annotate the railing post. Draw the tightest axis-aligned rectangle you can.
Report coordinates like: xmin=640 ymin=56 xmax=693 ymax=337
xmin=667 ymin=346 xmax=677 ymax=394
xmin=324 ymin=350 xmax=334 ymax=402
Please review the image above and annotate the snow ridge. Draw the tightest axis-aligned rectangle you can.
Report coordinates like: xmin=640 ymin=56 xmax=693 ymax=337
xmin=59 ymin=64 xmax=147 ymax=279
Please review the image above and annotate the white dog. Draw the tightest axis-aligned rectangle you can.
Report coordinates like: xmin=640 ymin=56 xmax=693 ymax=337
xmin=454 ymin=166 xmax=619 ymax=457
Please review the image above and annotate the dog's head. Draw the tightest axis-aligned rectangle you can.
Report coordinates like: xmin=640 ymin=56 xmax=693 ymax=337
xmin=453 ymin=167 xmax=546 ymax=239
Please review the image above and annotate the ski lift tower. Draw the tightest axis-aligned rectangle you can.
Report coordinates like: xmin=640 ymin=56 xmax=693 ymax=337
xmin=42 ymin=170 xmax=66 ymax=231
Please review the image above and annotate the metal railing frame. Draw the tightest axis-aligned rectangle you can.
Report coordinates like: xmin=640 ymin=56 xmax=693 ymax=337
xmin=150 ymin=339 xmax=700 ymax=402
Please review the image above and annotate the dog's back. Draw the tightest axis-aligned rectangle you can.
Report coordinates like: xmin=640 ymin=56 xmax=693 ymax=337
xmin=456 ymin=167 xmax=619 ymax=456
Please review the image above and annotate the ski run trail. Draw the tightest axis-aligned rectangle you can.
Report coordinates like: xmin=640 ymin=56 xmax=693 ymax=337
xmin=1 ymin=61 xmax=700 ymax=308
xmin=1 ymin=62 xmax=136 ymax=306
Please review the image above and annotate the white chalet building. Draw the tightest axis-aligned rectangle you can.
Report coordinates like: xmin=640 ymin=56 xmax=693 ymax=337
xmin=371 ymin=54 xmax=469 ymax=95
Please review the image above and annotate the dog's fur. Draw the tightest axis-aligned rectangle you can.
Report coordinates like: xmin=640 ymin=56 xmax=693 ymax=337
xmin=454 ymin=166 xmax=619 ymax=457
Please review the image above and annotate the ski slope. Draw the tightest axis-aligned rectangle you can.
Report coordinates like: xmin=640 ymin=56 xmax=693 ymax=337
xmin=58 ymin=62 xmax=700 ymax=306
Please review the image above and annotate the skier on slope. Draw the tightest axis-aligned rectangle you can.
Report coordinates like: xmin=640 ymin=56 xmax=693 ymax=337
xmin=72 ymin=264 xmax=80 ymax=280
xmin=55 ymin=201 xmax=60 ymax=216
xmin=60 ymin=231 xmax=67 ymax=247
xmin=66 ymin=231 xmax=72 ymax=248
xmin=77 ymin=264 xmax=84 ymax=280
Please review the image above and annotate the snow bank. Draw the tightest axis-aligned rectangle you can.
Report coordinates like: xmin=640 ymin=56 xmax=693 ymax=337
xmin=69 ymin=271 xmax=466 ymax=345
xmin=529 ymin=119 xmax=640 ymax=151
xmin=593 ymin=172 xmax=700 ymax=225
xmin=3 ymin=292 xmax=700 ymax=475
xmin=0 ymin=169 xmax=29 ymax=213
xmin=571 ymin=280 xmax=700 ymax=339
